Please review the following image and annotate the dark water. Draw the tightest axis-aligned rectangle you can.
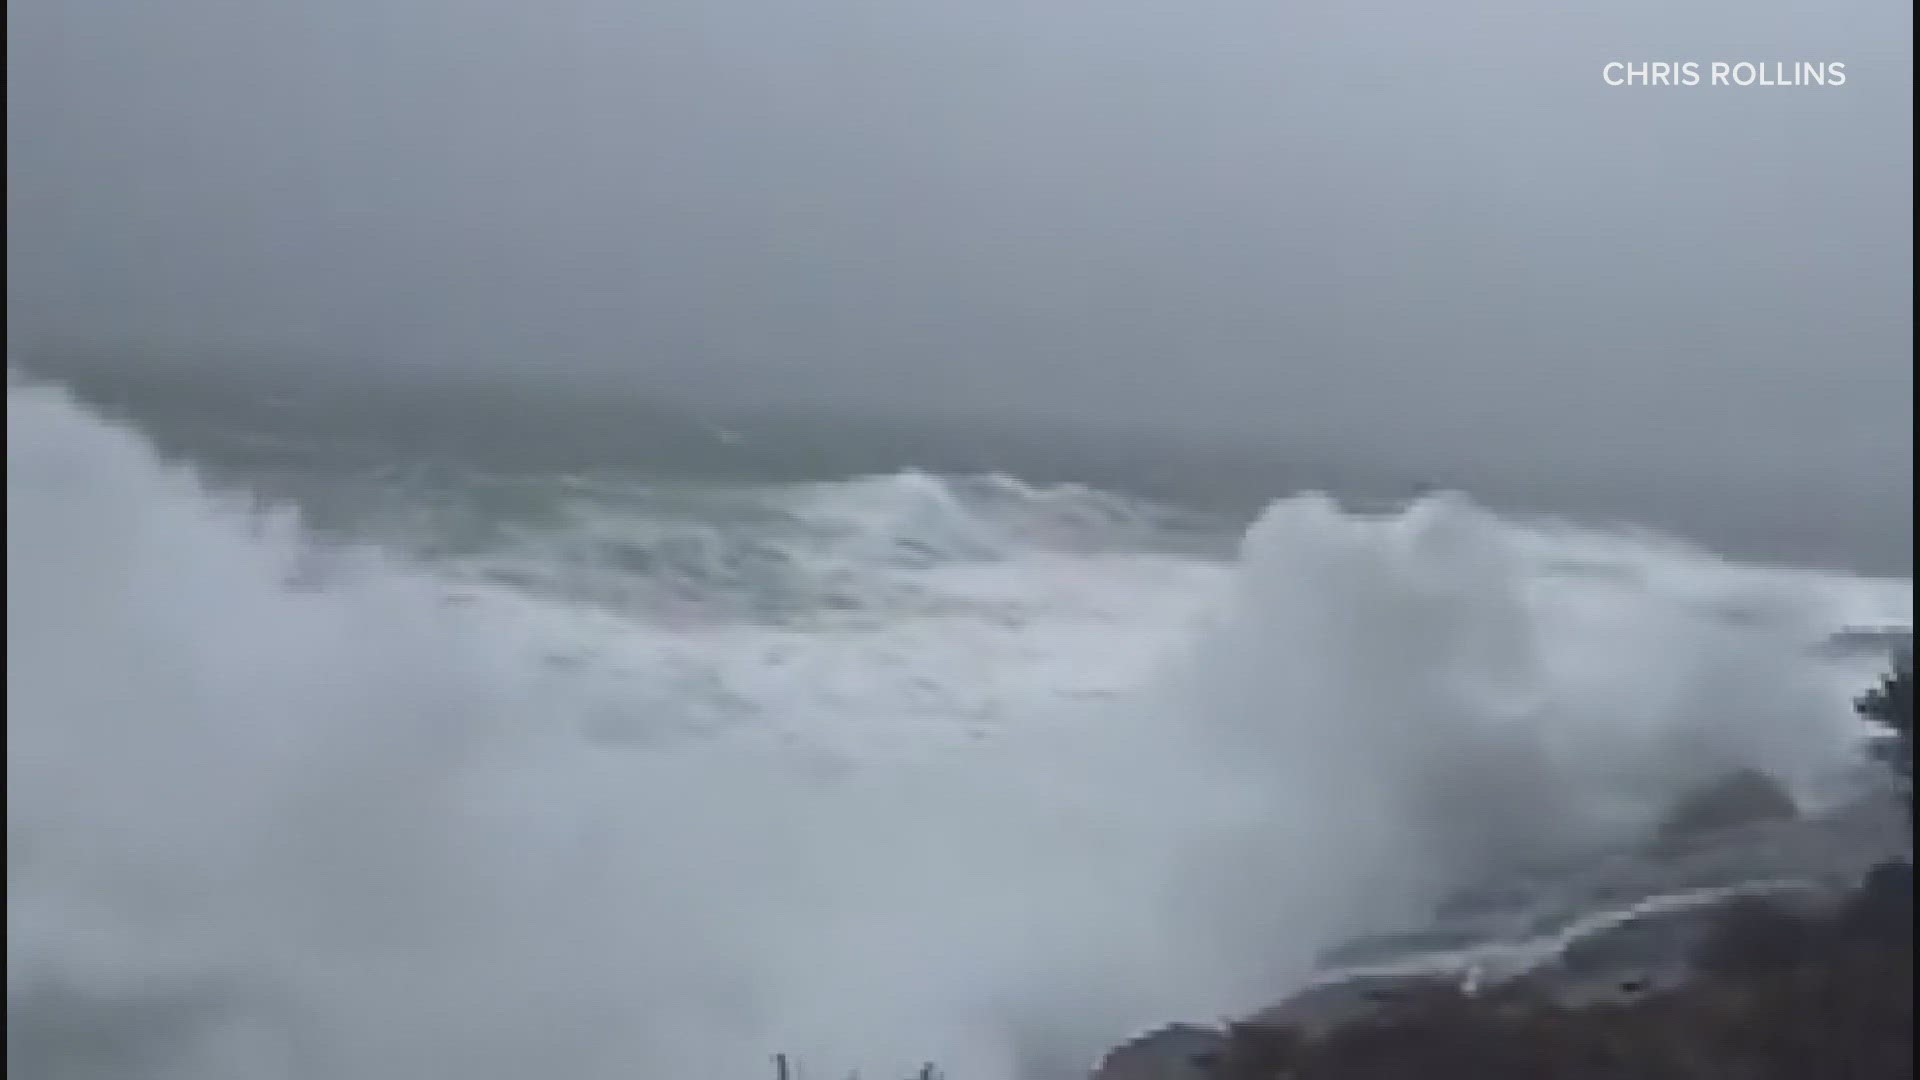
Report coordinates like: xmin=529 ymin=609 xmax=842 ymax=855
xmin=22 ymin=345 xmax=1911 ymax=575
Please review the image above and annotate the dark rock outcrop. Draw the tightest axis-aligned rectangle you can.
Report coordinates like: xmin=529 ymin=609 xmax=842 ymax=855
xmin=1091 ymin=657 xmax=1913 ymax=1080
xmin=1089 ymin=1023 xmax=1228 ymax=1080
xmin=1248 ymin=973 xmax=1465 ymax=1038
xmin=1206 ymin=862 xmax=1913 ymax=1079
xmin=1652 ymin=768 xmax=1797 ymax=852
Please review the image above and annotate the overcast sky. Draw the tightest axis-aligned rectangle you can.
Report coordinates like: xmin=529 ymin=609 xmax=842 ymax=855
xmin=6 ymin=0 xmax=1912 ymax=493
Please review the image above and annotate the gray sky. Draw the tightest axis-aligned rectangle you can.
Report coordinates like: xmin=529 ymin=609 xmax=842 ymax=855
xmin=6 ymin=0 xmax=1912 ymax=494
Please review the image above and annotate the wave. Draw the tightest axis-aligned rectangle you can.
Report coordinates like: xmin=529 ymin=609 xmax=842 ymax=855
xmin=6 ymin=377 xmax=1907 ymax=1078
xmin=391 ymin=467 xmax=1227 ymax=633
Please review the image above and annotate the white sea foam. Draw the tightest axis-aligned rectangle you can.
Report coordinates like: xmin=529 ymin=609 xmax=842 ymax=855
xmin=7 ymin=378 xmax=1907 ymax=1078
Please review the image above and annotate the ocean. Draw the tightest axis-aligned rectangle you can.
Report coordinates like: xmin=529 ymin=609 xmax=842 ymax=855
xmin=6 ymin=356 xmax=1912 ymax=1079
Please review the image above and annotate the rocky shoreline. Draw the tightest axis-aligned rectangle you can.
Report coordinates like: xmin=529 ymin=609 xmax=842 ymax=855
xmin=1094 ymin=859 xmax=1911 ymax=1080
xmin=1092 ymin=657 xmax=1913 ymax=1080
xmin=772 ymin=658 xmax=1912 ymax=1080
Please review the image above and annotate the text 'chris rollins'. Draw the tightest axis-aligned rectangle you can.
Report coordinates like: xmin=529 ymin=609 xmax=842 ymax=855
xmin=1603 ymin=61 xmax=1846 ymax=87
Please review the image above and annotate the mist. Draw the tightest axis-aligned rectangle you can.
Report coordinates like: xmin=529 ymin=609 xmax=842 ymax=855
xmin=10 ymin=377 xmax=1894 ymax=1076
xmin=7 ymin=4 xmax=1914 ymax=1073
xmin=6 ymin=0 xmax=1912 ymax=528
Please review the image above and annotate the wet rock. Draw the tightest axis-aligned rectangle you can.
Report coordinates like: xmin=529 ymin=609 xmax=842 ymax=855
xmin=1089 ymin=1023 xmax=1227 ymax=1080
xmin=1249 ymin=973 xmax=1465 ymax=1038
xmin=1514 ymin=886 xmax=1832 ymax=1009
xmin=1844 ymin=860 xmax=1915 ymax=938
xmin=1653 ymin=768 xmax=1796 ymax=851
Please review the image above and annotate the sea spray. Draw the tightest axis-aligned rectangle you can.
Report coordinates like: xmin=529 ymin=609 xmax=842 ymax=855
xmin=7 ymin=377 xmax=1901 ymax=1078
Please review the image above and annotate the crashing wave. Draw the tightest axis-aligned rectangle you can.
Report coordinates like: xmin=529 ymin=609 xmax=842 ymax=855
xmin=7 ymin=377 xmax=1906 ymax=1079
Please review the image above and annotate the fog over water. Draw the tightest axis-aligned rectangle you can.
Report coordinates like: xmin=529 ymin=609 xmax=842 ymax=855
xmin=7 ymin=0 xmax=1912 ymax=544
xmin=6 ymin=1 xmax=1912 ymax=1077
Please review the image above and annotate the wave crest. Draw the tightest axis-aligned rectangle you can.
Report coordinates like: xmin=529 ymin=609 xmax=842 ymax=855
xmin=6 ymin=378 xmax=1904 ymax=1079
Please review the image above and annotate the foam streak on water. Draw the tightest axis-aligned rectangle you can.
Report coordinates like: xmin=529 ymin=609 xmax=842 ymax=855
xmin=6 ymin=377 xmax=1909 ymax=1079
